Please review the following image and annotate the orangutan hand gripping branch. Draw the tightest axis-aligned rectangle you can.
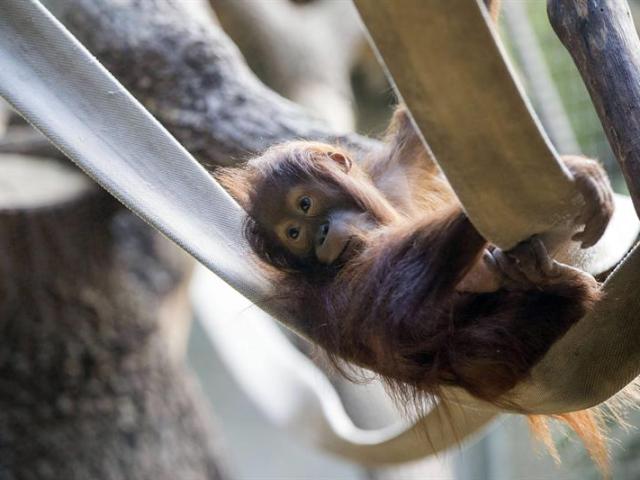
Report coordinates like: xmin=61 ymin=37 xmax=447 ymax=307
xmin=217 ymin=106 xmax=613 ymax=403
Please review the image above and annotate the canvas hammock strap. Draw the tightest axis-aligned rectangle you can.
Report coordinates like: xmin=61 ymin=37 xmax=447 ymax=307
xmin=354 ymin=0 xmax=578 ymax=250
xmin=354 ymin=0 xmax=640 ymax=413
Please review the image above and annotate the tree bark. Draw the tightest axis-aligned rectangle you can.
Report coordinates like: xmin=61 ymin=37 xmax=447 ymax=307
xmin=0 ymin=155 xmax=230 ymax=479
xmin=548 ymin=0 xmax=640 ymax=214
xmin=42 ymin=0 xmax=376 ymax=168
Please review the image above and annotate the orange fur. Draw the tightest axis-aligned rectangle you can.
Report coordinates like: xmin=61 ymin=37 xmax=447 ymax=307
xmin=216 ymin=110 xmax=609 ymax=472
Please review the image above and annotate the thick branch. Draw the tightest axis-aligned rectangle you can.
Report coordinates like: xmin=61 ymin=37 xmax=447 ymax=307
xmin=0 ymin=155 xmax=229 ymax=478
xmin=42 ymin=0 xmax=376 ymax=167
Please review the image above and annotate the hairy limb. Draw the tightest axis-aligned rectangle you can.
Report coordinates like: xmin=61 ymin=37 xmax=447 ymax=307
xmin=561 ymin=155 xmax=614 ymax=248
xmin=456 ymin=250 xmax=503 ymax=293
xmin=457 ymin=236 xmax=599 ymax=294
xmin=363 ymin=106 xmax=438 ymax=185
xmin=384 ymin=106 xmax=437 ymax=169
xmin=458 ymin=155 xmax=612 ymax=294
xmin=489 ymin=236 xmax=599 ymax=291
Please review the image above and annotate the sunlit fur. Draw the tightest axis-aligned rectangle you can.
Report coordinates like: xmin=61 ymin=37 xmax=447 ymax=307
xmin=216 ymin=112 xmax=609 ymax=470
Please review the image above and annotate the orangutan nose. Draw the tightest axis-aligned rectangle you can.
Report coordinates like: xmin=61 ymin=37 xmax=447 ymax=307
xmin=317 ymin=222 xmax=330 ymax=246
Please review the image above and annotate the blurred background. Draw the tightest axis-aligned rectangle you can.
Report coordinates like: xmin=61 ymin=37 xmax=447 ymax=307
xmin=1 ymin=1 xmax=639 ymax=479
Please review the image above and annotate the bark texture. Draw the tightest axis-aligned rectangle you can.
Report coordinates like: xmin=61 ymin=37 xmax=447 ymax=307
xmin=43 ymin=0 xmax=375 ymax=168
xmin=0 ymin=155 xmax=229 ymax=480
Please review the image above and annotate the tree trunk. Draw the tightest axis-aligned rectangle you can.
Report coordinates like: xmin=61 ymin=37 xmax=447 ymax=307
xmin=41 ymin=0 xmax=376 ymax=168
xmin=0 ymin=154 xmax=230 ymax=479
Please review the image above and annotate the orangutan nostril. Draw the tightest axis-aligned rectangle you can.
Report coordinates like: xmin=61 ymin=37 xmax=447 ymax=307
xmin=318 ymin=222 xmax=330 ymax=246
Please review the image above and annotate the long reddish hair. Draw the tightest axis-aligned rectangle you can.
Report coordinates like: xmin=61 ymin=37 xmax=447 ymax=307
xmin=217 ymin=143 xmax=610 ymax=473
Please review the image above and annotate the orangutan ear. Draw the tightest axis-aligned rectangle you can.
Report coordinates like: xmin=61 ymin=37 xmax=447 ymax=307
xmin=213 ymin=167 xmax=252 ymax=209
xmin=328 ymin=151 xmax=353 ymax=173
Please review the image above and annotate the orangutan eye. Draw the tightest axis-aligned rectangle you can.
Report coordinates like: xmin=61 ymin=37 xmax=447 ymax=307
xmin=287 ymin=226 xmax=300 ymax=240
xmin=299 ymin=196 xmax=312 ymax=213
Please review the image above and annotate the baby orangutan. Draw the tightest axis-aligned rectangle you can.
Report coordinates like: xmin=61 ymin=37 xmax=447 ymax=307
xmin=217 ymin=107 xmax=614 ymax=464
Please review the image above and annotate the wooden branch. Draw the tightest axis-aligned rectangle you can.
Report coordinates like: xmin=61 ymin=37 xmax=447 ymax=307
xmin=0 ymin=154 xmax=229 ymax=478
xmin=548 ymin=0 xmax=640 ymax=216
xmin=43 ymin=0 xmax=376 ymax=168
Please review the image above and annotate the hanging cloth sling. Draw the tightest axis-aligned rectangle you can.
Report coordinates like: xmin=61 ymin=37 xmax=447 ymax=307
xmin=352 ymin=0 xmax=640 ymax=414
xmin=0 ymin=0 xmax=638 ymax=464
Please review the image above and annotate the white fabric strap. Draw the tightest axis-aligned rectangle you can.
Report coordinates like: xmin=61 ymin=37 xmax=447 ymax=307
xmin=354 ymin=0 xmax=580 ymax=249
xmin=0 ymin=0 xmax=264 ymax=301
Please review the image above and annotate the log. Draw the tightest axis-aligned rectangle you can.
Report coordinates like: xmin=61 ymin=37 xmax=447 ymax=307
xmin=0 ymin=154 xmax=229 ymax=479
